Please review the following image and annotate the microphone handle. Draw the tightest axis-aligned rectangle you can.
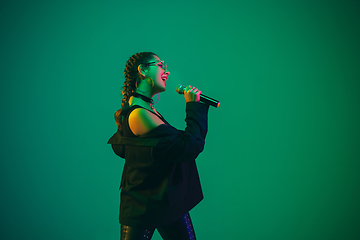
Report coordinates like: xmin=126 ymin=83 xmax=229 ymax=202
xmin=200 ymin=94 xmax=220 ymax=108
xmin=176 ymin=84 xmax=220 ymax=107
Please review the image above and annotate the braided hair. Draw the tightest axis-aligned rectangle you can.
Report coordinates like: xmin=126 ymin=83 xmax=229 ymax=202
xmin=114 ymin=52 xmax=157 ymax=128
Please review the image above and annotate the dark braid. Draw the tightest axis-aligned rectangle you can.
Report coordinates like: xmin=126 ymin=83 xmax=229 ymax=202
xmin=115 ymin=52 xmax=156 ymax=128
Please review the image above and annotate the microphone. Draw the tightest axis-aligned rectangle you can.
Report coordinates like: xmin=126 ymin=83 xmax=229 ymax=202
xmin=175 ymin=84 xmax=220 ymax=108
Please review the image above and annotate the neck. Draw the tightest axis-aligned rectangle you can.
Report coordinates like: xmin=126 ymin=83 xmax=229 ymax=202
xmin=135 ymin=89 xmax=154 ymax=99
xmin=132 ymin=92 xmax=153 ymax=103
xmin=129 ymin=96 xmax=150 ymax=107
xmin=135 ymin=79 xmax=158 ymax=99
xmin=129 ymin=92 xmax=156 ymax=110
xmin=131 ymin=79 xmax=159 ymax=108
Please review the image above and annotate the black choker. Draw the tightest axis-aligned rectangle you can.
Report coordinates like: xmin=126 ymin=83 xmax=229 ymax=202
xmin=132 ymin=92 xmax=153 ymax=104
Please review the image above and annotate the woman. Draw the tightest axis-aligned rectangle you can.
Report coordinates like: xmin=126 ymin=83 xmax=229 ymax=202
xmin=108 ymin=52 xmax=210 ymax=240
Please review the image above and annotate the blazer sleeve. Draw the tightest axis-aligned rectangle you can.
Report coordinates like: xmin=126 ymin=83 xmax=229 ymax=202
xmin=152 ymin=102 xmax=209 ymax=163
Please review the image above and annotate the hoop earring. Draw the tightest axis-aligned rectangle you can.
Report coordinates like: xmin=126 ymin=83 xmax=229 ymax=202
xmin=136 ymin=77 xmax=153 ymax=93
xmin=150 ymin=93 xmax=159 ymax=108
xmin=147 ymin=77 xmax=154 ymax=88
xmin=135 ymin=80 xmax=147 ymax=93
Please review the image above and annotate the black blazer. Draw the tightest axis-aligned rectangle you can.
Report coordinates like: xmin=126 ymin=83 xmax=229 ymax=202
xmin=108 ymin=102 xmax=209 ymax=228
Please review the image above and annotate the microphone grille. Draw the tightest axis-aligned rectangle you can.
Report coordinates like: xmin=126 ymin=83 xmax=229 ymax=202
xmin=175 ymin=84 xmax=185 ymax=94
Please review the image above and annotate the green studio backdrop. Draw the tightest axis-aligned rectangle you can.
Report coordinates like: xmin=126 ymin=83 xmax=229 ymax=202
xmin=1 ymin=0 xmax=359 ymax=239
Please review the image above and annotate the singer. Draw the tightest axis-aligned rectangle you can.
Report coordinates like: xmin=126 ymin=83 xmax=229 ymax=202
xmin=108 ymin=52 xmax=210 ymax=240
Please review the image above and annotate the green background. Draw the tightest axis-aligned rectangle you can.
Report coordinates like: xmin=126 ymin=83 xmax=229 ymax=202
xmin=1 ymin=0 xmax=359 ymax=239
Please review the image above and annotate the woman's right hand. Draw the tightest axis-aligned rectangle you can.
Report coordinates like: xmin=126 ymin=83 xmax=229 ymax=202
xmin=184 ymin=85 xmax=201 ymax=103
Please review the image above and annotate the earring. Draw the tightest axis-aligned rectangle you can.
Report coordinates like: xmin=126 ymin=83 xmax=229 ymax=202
xmin=151 ymin=93 xmax=159 ymax=108
xmin=137 ymin=65 xmax=144 ymax=76
xmin=145 ymin=77 xmax=154 ymax=88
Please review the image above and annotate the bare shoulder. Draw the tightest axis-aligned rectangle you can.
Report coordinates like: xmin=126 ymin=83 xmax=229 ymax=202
xmin=128 ymin=108 xmax=165 ymax=136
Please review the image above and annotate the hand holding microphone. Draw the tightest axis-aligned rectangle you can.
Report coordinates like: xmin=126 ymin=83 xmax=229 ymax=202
xmin=176 ymin=84 xmax=220 ymax=107
xmin=183 ymin=85 xmax=201 ymax=103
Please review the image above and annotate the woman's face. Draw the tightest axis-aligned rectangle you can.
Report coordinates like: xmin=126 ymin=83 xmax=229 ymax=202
xmin=146 ymin=55 xmax=170 ymax=93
